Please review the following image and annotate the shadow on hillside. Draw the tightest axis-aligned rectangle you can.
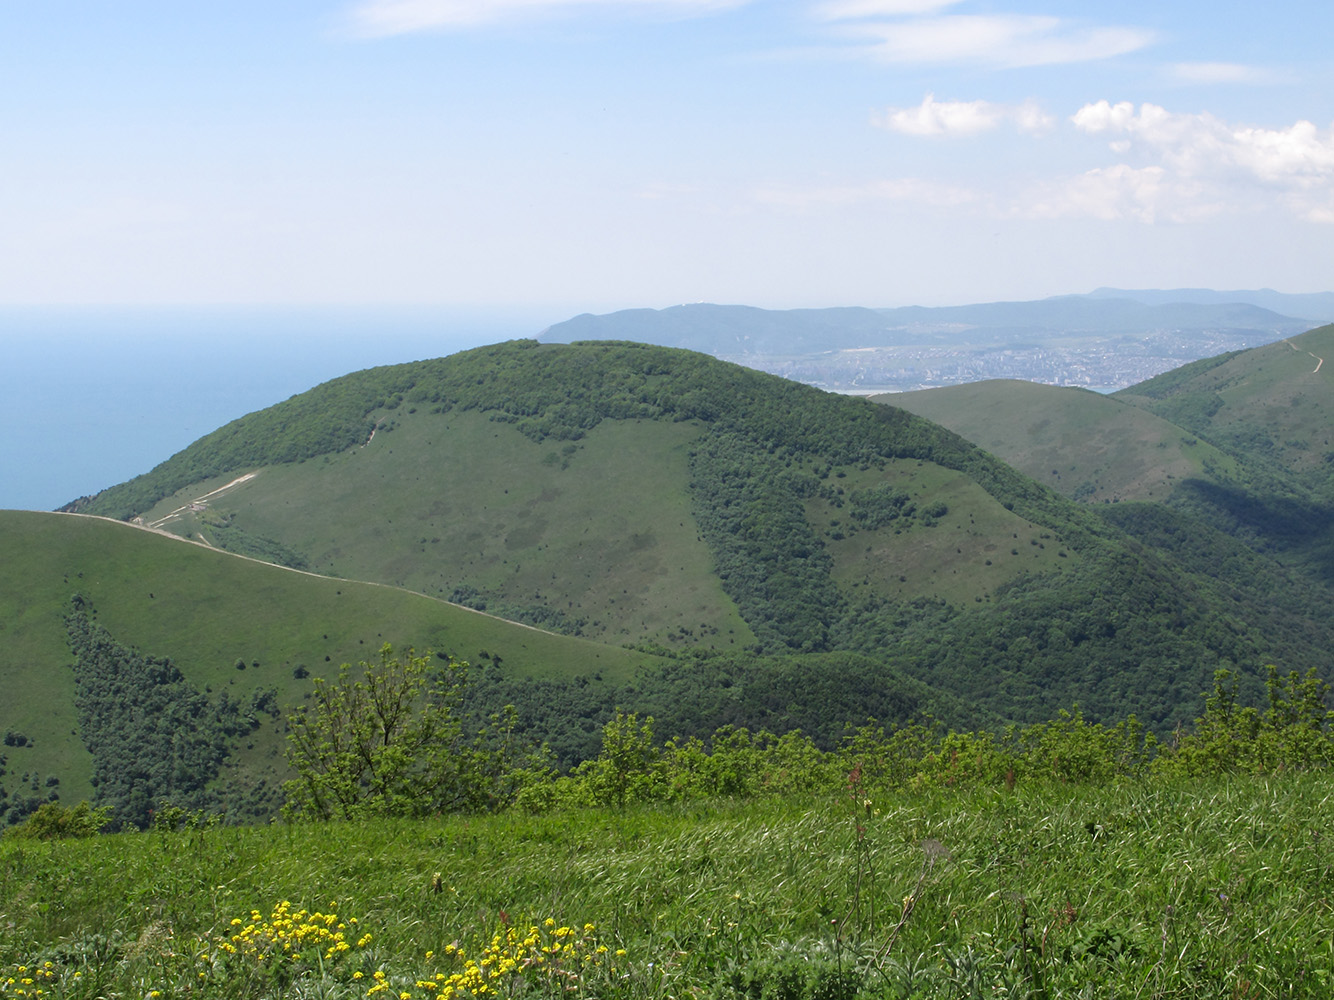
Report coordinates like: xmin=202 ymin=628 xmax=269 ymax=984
xmin=1175 ymin=478 xmax=1334 ymax=584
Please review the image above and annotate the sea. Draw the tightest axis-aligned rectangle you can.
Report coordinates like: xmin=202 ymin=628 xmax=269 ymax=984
xmin=0 ymin=306 xmax=558 ymax=512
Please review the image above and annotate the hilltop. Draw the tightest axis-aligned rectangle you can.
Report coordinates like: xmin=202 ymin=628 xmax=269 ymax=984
xmin=885 ymin=324 xmax=1334 ymax=587
xmin=54 ymin=341 xmax=1334 ymax=733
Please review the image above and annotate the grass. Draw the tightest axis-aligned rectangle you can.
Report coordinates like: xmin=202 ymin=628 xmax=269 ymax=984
xmin=811 ymin=458 xmax=1074 ymax=606
xmin=136 ymin=410 xmax=755 ymax=651
xmin=0 ymin=510 xmax=668 ymax=804
xmin=3 ymin=775 xmax=1332 ymax=997
xmin=1118 ymin=324 xmax=1334 ymax=482
xmin=884 ymin=381 xmax=1243 ymax=505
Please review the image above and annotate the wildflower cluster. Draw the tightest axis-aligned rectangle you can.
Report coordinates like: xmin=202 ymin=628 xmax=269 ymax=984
xmin=1 ymin=962 xmax=58 ymax=999
xmin=219 ymin=899 xmax=367 ymax=966
xmin=368 ymin=919 xmax=614 ymax=1000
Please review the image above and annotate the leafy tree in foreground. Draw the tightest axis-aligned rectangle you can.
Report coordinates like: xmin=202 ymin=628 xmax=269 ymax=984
xmin=283 ymin=644 xmax=548 ymax=820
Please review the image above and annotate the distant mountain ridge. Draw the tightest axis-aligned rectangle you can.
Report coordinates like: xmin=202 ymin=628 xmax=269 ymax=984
xmin=540 ymin=291 xmax=1324 ymax=392
xmin=1086 ymin=287 xmax=1334 ymax=323
xmin=542 ymin=292 xmax=1319 ymax=356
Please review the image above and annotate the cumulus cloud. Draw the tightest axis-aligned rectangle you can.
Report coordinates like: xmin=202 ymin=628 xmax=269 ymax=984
xmin=1073 ymin=101 xmax=1334 ymax=185
xmin=1053 ymin=101 xmax=1334 ymax=222
xmin=347 ymin=0 xmax=748 ymax=35
xmin=876 ymin=93 xmax=1053 ymax=136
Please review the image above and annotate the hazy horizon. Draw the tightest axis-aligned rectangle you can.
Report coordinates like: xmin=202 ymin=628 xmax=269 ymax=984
xmin=1 ymin=2 xmax=1330 ymax=311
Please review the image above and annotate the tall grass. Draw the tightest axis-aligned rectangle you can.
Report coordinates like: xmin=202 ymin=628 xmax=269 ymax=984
xmin=4 ymin=776 xmax=1332 ymax=998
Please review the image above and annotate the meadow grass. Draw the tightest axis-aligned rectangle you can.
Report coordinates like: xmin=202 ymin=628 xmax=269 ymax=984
xmin=3 ymin=775 xmax=1331 ymax=998
xmin=134 ymin=410 xmax=754 ymax=652
xmin=887 ymin=379 xmax=1243 ymax=506
xmin=0 ymin=509 xmax=668 ymax=805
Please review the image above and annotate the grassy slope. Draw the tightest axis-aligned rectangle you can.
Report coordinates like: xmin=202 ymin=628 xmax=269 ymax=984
xmin=110 ymin=343 xmax=1104 ymax=651
xmin=136 ymin=412 xmax=757 ymax=649
xmin=1112 ymin=324 xmax=1334 ymax=583
xmin=0 ymin=510 xmax=667 ymax=805
xmin=1116 ymin=323 xmax=1334 ymax=485
xmin=882 ymin=380 xmax=1242 ymax=504
xmin=2 ymin=777 xmax=1330 ymax=997
xmin=806 ymin=458 xmax=1069 ymax=606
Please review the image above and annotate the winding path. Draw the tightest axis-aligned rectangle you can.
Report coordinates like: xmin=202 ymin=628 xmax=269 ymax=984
xmin=1283 ymin=338 xmax=1324 ymax=374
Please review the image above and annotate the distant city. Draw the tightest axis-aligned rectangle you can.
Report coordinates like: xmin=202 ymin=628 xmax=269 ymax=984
xmin=722 ymin=327 xmax=1289 ymax=395
xmin=541 ymin=291 xmax=1332 ymax=396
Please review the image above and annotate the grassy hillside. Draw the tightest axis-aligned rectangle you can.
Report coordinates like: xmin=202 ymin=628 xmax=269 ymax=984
xmin=53 ymin=340 xmax=1334 ymax=738
xmin=1116 ymin=323 xmax=1334 ymax=488
xmin=1112 ymin=324 xmax=1334 ymax=583
xmin=1 ymin=510 xmax=999 ymax=826
xmin=71 ymin=341 xmax=1106 ymax=651
xmin=0 ymin=510 xmax=668 ymax=821
xmin=882 ymin=380 xmax=1242 ymax=504
xmin=133 ymin=411 xmax=755 ymax=649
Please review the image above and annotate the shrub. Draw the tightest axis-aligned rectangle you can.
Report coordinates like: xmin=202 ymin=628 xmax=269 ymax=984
xmin=4 ymin=801 xmax=111 ymax=840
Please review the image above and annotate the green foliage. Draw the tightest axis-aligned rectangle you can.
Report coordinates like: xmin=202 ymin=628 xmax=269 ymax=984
xmin=0 ymin=508 xmax=666 ymax=809
xmin=4 ymin=774 xmax=1334 ymax=999
xmin=283 ymin=644 xmax=549 ymax=820
xmin=688 ymin=434 xmax=841 ymax=652
xmin=463 ymin=649 xmax=996 ymax=770
xmin=3 ymin=801 xmax=111 ymax=840
xmin=572 ymin=711 xmax=660 ymax=809
xmin=1157 ymin=667 xmax=1334 ymax=776
xmin=65 ymin=599 xmax=265 ymax=830
xmin=199 ymin=518 xmax=310 ymax=570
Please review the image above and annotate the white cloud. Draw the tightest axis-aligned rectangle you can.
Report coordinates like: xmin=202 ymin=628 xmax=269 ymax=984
xmin=1063 ymin=101 xmax=1334 ymax=223
xmin=813 ymin=0 xmax=960 ymax=18
xmin=1073 ymin=101 xmax=1334 ymax=184
xmin=876 ymin=93 xmax=1053 ymax=136
xmin=1020 ymin=165 xmax=1174 ymax=223
xmin=826 ymin=12 xmax=1153 ymax=68
xmin=347 ymin=0 xmax=748 ymax=35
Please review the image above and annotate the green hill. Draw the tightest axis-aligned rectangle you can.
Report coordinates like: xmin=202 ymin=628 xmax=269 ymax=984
xmin=0 ymin=507 xmax=997 ymax=828
xmin=880 ymin=380 xmax=1242 ymax=504
xmin=0 ymin=509 xmax=678 ymax=824
xmin=68 ymin=341 xmax=1102 ymax=652
xmin=1115 ymin=323 xmax=1334 ymax=489
xmin=54 ymin=341 xmax=1334 ymax=741
xmin=1111 ymin=324 xmax=1334 ymax=583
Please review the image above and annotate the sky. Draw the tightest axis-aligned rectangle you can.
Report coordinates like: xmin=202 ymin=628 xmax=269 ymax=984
xmin=2 ymin=0 xmax=1332 ymax=313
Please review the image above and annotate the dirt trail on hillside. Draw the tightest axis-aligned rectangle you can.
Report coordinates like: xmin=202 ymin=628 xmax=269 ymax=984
xmin=143 ymin=472 xmax=259 ymax=530
xmin=1283 ymin=339 xmax=1324 ymax=374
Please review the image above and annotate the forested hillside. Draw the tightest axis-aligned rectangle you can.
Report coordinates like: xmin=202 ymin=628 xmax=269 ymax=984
xmin=56 ymin=341 xmax=1334 ymax=736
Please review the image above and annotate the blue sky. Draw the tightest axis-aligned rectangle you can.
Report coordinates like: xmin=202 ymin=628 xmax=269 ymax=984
xmin=2 ymin=0 xmax=1332 ymax=311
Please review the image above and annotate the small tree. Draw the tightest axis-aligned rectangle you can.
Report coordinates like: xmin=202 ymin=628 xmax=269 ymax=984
xmin=576 ymin=711 xmax=660 ymax=809
xmin=283 ymin=644 xmax=473 ymax=820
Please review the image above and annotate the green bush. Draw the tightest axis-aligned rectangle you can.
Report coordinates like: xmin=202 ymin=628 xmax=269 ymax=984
xmin=4 ymin=801 xmax=111 ymax=840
